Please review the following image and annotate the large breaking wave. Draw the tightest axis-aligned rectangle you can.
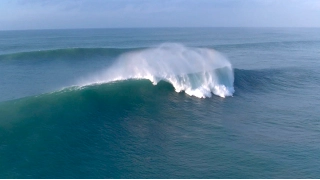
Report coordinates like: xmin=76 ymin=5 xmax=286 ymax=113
xmin=80 ymin=43 xmax=234 ymax=98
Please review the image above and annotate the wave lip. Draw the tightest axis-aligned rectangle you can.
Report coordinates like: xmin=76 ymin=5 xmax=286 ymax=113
xmin=80 ymin=43 xmax=234 ymax=98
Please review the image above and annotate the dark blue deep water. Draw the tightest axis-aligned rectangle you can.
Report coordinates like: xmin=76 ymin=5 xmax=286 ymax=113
xmin=0 ymin=28 xmax=320 ymax=178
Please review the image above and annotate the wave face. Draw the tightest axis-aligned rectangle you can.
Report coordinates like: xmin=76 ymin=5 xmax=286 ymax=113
xmin=80 ymin=43 xmax=234 ymax=98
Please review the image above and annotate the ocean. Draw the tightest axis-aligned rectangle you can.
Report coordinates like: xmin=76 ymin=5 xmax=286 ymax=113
xmin=0 ymin=28 xmax=319 ymax=178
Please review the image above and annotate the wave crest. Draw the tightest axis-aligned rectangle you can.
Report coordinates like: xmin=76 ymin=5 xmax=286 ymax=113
xmin=80 ymin=43 xmax=234 ymax=98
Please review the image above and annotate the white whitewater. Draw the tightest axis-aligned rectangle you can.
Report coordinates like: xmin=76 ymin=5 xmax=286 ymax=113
xmin=80 ymin=43 xmax=234 ymax=98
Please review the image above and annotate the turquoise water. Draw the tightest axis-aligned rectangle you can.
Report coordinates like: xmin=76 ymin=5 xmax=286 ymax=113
xmin=0 ymin=28 xmax=320 ymax=178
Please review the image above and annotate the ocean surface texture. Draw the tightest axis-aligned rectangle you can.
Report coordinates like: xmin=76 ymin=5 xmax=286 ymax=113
xmin=0 ymin=28 xmax=319 ymax=178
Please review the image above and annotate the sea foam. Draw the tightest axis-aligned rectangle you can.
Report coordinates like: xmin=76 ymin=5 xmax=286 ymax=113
xmin=81 ymin=43 xmax=234 ymax=98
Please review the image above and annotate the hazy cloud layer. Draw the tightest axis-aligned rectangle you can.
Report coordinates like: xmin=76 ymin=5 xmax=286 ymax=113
xmin=0 ymin=0 xmax=319 ymax=30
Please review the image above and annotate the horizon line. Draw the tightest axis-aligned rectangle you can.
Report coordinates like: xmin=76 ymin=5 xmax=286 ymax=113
xmin=1 ymin=26 xmax=319 ymax=31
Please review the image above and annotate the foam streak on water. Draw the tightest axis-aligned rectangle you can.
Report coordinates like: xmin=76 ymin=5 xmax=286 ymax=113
xmin=81 ymin=43 xmax=234 ymax=98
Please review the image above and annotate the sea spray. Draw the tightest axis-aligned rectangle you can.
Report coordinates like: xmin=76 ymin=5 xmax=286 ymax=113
xmin=80 ymin=43 xmax=234 ymax=98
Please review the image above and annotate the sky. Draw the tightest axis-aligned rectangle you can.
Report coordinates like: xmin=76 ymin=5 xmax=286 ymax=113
xmin=0 ymin=0 xmax=320 ymax=30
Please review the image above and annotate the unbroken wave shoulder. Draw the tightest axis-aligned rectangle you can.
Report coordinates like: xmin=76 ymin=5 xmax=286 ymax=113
xmin=0 ymin=47 xmax=141 ymax=62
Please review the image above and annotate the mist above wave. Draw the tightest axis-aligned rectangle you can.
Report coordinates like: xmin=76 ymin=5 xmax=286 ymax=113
xmin=80 ymin=43 xmax=234 ymax=98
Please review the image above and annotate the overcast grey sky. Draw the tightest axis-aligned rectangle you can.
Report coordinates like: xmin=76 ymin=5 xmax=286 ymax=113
xmin=0 ymin=0 xmax=319 ymax=30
